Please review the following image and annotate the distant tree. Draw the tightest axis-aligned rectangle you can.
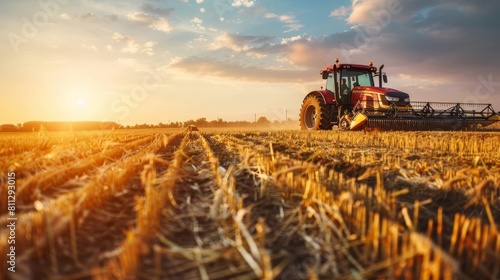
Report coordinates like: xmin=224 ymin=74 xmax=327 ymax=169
xmin=257 ymin=116 xmax=270 ymax=126
xmin=167 ymin=122 xmax=181 ymax=128
xmin=0 ymin=124 xmax=18 ymax=132
xmin=184 ymin=119 xmax=195 ymax=127
xmin=195 ymin=118 xmax=208 ymax=127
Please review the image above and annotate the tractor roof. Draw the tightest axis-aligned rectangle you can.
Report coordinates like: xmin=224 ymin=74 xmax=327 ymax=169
xmin=321 ymin=64 xmax=377 ymax=74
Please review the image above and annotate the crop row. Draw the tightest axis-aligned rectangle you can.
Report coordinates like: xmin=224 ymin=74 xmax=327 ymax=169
xmin=0 ymin=132 xmax=176 ymax=278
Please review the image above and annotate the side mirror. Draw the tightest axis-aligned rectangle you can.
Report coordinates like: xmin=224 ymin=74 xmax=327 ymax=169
xmin=321 ymin=71 xmax=329 ymax=80
xmin=383 ymin=73 xmax=388 ymax=83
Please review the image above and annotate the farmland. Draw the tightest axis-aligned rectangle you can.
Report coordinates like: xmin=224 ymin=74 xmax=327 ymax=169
xmin=1 ymin=128 xmax=499 ymax=279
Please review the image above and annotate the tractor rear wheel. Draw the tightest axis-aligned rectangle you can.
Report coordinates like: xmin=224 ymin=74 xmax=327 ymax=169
xmin=300 ymin=95 xmax=334 ymax=130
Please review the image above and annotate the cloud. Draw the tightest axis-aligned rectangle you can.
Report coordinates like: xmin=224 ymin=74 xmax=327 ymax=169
xmin=170 ymin=56 xmax=313 ymax=83
xmin=127 ymin=12 xmax=173 ymax=33
xmin=280 ymin=35 xmax=302 ymax=45
xmin=79 ymin=12 xmax=96 ymax=21
xmin=191 ymin=17 xmax=202 ymax=24
xmin=264 ymin=13 xmax=303 ymax=32
xmin=117 ymin=58 xmax=137 ymax=68
xmin=212 ymin=31 xmax=356 ymax=69
xmin=330 ymin=6 xmax=349 ymax=18
xmin=205 ymin=32 xmax=354 ymax=67
xmin=239 ymin=6 xmax=267 ymax=17
xmin=106 ymin=14 xmax=118 ymax=22
xmin=112 ymin=32 xmax=158 ymax=56
xmin=210 ymin=33 xmax=274 ymax=54
xmin=82 ymin=44 xmax=98 ymax=51
xmin=232 ymin=0 xmax=254 ymax=8
xmin=264 ymin=13 xmax=294 ymax=23
xmin=200 ymin=30 xmax=358 ymax=70
xmin=57 ymin=12 xmax=97 ymax=21
xmin=141 ymin=3 xmax=174 ymax=16
xmin=347 ymin=0 xmax=390 ymax=24
xmin=398 ymin=73 xmax=412 ymax=80
xmin=59 ymin=12 xmax=117 ymax=22
xmin=112 ymin=32 xmax=141 ymax=54
xmin=59 ymin=13 xmax=72 ymax=20
xmin=283 ymin=23 xmax=304 ymax=33
xmin=141 ymin=41 xmax=157 ymax=56
xmin=341 ymin=1 xmax=500 ymax=68
xmin=296 ymin=0 xmax=497 ymax=105
xmin=191 ymin=17 xmax=205 ymax=30
xmin=210 ymin=33 xmax=247 ymax=52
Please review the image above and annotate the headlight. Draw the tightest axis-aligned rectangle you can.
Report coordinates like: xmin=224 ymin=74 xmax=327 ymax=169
xmin=404 ymin=98 xmax=410 ymax=102
xmin=385 ymin=96 xmax=399 ymax=102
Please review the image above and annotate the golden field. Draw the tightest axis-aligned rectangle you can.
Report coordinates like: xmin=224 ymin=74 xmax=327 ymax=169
xmin=0 ymin=129 xmax=499 ymax=279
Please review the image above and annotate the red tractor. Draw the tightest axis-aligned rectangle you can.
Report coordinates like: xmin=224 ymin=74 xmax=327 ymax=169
xmin=300 ymin=59 xmax=500 ymax=131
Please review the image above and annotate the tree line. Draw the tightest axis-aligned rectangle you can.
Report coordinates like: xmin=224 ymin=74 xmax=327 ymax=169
xmin=124 ymin=117 xmax=297 ymax=129
xmin=0 ymin=121 xmax=121 ymax=132
xmin=0 ymin=117 xmax=298 ymax=132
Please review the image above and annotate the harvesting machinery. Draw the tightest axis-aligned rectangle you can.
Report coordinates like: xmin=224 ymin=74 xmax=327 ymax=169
xmin=300 ymin=59 xmax=500 ymax=131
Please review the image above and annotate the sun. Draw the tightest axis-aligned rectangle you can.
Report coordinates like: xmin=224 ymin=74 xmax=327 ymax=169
xmin=76 ymin=97 xmax=86 ymax=108
xmin=55 ymin=72 xmax=106 ymax=121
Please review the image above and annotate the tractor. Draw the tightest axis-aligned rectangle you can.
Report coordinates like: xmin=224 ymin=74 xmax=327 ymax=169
xmin=300 ymin=59 xmax=500 ymax=131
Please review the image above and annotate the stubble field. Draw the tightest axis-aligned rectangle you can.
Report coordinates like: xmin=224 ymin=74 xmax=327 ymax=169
xmin=0 ymin=128 xmax=499 ymax=279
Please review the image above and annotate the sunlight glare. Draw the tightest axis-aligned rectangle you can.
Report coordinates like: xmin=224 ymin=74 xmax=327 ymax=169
xmin=76 ymin=97 xmax=86 ymax=108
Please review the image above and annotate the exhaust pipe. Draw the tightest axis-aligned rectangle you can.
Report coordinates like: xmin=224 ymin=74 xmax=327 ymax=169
xmin=378 ymin=64 xmax=384 ymax=87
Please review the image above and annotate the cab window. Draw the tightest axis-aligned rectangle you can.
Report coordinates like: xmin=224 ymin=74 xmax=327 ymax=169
xmin=326 ymin=73 xmax=339 ymax=92
xmin=326 ymin=74 xmax=334 ymax=91
xmin=341 ymin=70 xmax=374 ymax=87
xmin=356 ymin=73 xmax=372 ymax=86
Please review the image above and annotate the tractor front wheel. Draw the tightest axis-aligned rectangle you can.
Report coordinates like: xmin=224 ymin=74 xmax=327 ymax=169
xmin=300 ymin=95 xmax=334 ymax=130
xmin=339 ymin=115 xmax=351 ymax=131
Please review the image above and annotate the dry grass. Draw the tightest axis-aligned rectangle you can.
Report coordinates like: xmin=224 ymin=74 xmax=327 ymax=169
xmin=0 ymin=129 xmax=499 ymax=279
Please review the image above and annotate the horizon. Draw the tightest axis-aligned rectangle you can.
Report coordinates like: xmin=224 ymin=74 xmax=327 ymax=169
xmin=0 ymin=115 xmax=298 ymax=127
xmin=0 ymin=117 xmax=300 ymax=129
xmin=0 ymin=118 xmax=302 ymax=133
xmin=1 ymin=0 xmax=500 ymax=125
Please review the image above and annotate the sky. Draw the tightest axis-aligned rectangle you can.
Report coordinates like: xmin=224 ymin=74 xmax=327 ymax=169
xmin=1 ymin=0 xmax=500 ymax=125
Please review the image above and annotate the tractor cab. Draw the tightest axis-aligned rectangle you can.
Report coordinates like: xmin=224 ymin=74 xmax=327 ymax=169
xmin=321 ymin=61 xmax=384 ymax=107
